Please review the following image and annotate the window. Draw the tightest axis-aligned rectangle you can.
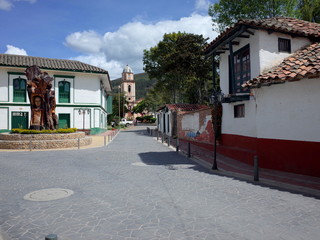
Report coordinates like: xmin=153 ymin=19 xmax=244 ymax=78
xmin=58 ymin=80 xmax=70 ymax=103
xmin=230 ymin=45 xmax=250 ymax=94
xmin=128 ymin=85 xmax=131 ymax=93
xmin=278 ymin=38 xmax=291 ymax=53
xmin=58 ymin=114 xmax=70 ymax=129
xmin=13 ymin=78 xmax=26 ymax=102
xmin=234 ymin=104 xmax=245 ymax=118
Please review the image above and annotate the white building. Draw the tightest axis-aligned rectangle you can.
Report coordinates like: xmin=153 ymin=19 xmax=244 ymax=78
xmin=0 ymin=54 xmax=112 ymax=131
xmin=205 ymin=17 xmax=320 ymax=177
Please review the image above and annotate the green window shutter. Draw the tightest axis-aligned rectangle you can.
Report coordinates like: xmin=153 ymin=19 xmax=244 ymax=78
xmin=58 ymin=114 xmax=70 ymax=129
xmin=11 ymin=112 xmax=28 ymax=129
xmin=58 ymin=81 xmax=70 ymax=103
xmin=13 ymin=78 xmax=26 ymax=102
xmin=107 ymin=95 xmax=113 ymax=114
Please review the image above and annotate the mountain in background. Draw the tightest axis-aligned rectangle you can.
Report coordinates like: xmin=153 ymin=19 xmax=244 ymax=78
xmin=111 ymin=72 xmax=157 ymax=100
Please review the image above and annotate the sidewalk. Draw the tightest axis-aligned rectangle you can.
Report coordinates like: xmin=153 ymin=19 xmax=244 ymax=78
xmin=154 ymin=134 xmax=320 ymax=199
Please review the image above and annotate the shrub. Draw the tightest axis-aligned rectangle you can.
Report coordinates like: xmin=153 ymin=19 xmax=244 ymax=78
xmin=11 ymin=128 xmax=77 ymax=134
xmin=136 ymin=117 xmax=143 ymax=122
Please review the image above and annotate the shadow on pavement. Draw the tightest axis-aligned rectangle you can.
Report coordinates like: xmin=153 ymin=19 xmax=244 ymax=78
xmin=139 ymin=151 xmax=320 ymax=199
xmin=138 ymin=151 xmax=213 ymax=174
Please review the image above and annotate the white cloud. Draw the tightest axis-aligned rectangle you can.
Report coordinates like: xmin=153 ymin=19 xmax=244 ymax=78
xmin=194 ymin=0 xmax=211 ymax=13
xmin=0 ymin=0 xmax=12 ymax=11
xmin=65 ymin=30 xmax=103 ymax=54
xmin=65 ymin=14 xmax=218 ymax=80
xmin=5 ymin=45 xmax=28 ymax=55
xmin=0 ymin=0 xmax=36 ymax=11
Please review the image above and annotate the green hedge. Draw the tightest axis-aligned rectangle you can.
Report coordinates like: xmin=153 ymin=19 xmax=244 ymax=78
xmin=11 ymin=128 xmax=77 ymax=134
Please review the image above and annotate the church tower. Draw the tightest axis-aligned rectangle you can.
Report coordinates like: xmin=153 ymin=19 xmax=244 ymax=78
xmin=121 ymin=65 xmax=135 ymax=112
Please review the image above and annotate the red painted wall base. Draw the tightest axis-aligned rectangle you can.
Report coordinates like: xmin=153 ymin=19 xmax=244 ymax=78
xmin=220 ymin=134 xmax=320 ymax=178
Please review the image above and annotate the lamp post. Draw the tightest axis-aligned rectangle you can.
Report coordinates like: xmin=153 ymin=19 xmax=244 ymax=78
xmin=78 ymin=108 xmax=91 ymax=131
xmin=209 ymin=89 xmax=224 ymax=170
xmin=118 ymin=85 xmax=121 ymax=121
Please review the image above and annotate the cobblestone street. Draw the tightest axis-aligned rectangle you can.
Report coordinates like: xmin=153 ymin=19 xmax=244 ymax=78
xmin=0 ymin=126 xmax=320 ymax=240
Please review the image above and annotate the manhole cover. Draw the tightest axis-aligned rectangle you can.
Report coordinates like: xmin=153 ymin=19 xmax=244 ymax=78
xmin=24 ymin=188 xmax=74 ymax=202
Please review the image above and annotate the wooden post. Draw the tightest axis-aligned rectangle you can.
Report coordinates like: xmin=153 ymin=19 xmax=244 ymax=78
xmin=254 ymin=156 xmax=259 ymax=181
xmin=176 ymin=138 xmax=179 ymax=152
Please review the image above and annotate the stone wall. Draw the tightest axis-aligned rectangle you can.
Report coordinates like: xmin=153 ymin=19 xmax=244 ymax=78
xmin=0 ymin=132 xmax=92 ymax=149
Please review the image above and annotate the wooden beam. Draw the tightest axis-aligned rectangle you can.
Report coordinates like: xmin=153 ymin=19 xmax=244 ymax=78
xmin=212 ymin=54 xmax=216 ymax=89
xmin=232 ymin=41 xmax=239 ymax=45
xmin=238 ymin=34 xmax=250 ymax=38
xmin=245 ymin=29 xmax=254 ymax=35
xmin=229 ymin=41 xmax=235 ymax=94
xmin=216 ymin=50 xmax=225 ymax=54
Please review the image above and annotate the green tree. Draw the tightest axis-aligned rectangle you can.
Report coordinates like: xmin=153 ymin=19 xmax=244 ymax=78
xmin=132 ymin=99 xmax=148 ymax=114
xmin=298 ymin=0 xmax=320 ymax=22
xmin=108 ymin=92 xmax=128 ymax=124
xmin=143 ymin=32 xmax=212 ymax=104
xmin=209 ymin=0 xmax=298 ymax=32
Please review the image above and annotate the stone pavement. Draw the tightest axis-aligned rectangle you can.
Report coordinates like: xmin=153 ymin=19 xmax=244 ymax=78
xmin=0 ymin=126 xmax=320 ymax=240
xmin=156 ymin=133 xmax=320 ymax=199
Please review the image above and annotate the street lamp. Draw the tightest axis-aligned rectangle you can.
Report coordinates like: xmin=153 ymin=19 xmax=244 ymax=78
xmin=78 ymin=108 xmax=91 ymax=131
xmin=118 ymin=85 xmax=121 ymax=121
xmin=209 ymin=88 xmax=224 ymax=170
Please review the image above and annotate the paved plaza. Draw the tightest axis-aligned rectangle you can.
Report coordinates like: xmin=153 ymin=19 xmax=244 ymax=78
xmin=0 ymin=126 xmax=320 ymax=240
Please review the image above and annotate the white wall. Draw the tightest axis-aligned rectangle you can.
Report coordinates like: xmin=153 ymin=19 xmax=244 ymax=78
xmin=258 ymin=31 xmax=311 ymax=74
xmin=182 ymin=112 xmax=200 ymax=132
xmin=74 ymin=74 xmax=100 ymax=104
xmin=222 ymin=100 xmax=257 ymax=138
xmin=0 ymin=108 xmax=8 ymax=129
xmin=0 ymin=69 xmax=8 ymax=102
xmin=254 ymin=78 xmax=320 ymax=142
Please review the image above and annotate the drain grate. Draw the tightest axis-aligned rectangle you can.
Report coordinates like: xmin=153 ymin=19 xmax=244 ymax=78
xmin=24 ymin=188 xmax=74 ymax=202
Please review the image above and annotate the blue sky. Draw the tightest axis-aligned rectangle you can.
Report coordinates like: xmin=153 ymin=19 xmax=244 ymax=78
xmin=0 ymin=0 xmax=218 ymax=79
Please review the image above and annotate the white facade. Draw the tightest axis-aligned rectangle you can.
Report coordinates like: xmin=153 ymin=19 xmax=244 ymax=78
xmin=0 ymin=65 xmax=112 ymax=131
xmin=219 ymin=29 xmax=315 ymax=141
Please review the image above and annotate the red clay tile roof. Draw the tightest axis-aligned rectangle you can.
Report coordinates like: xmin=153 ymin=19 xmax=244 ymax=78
xmin=205 ymin=17 xmax=320 ymax=53
xmin=243 ymin=43 xmax=320 ymax=88
xmin=0 ymin=54 xmax=109 ymax=74
xmin=158 ymin=104 xmax=210 ymax=112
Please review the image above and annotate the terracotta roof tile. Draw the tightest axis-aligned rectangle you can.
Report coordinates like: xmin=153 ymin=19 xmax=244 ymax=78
xmin=243 ymin=43 xmax=320 ymax=88
xmin=205 ymin=17 xmax=320 ymax=53
xmin=0 ymin=54 xmax=109 ymax=74
xmin=157 ymin=104 xmax=210 ymax=112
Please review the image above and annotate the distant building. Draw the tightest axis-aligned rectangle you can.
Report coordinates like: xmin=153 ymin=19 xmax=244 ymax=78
xmin=0 ymin=54 xmax=112 ymax=131
xmin=121 ymin=65 xmax=136 ymax=119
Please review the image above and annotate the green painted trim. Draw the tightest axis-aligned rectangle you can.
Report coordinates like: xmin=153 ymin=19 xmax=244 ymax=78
xmin=0 ymin=102 xmax=107 ymax=113
xmin=8 ymin=72 xmax=25 ymax=75
xmin=7 ymin=72 xmax=10 ymax=102
xmin=0 ymin=103 xmax=30 ymax=106
xmin=0 ymin=107 xmax=9 ymax=129
xmin=53 ymin=75 xmax=75 ymax=78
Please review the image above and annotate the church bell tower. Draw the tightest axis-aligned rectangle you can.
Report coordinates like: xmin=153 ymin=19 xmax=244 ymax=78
xmin=121 ymin=65 xmax=135 ymax=112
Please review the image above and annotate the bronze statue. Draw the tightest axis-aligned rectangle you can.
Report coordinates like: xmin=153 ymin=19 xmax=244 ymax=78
xmin=25 ymin=65 xmax=58 ymax=130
